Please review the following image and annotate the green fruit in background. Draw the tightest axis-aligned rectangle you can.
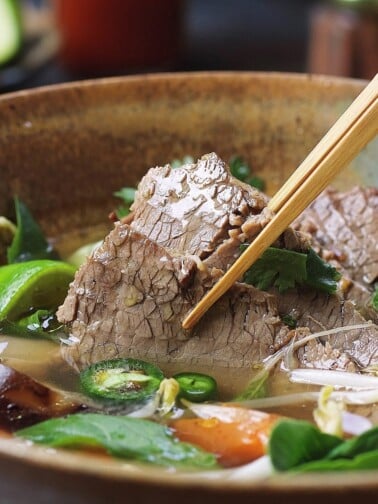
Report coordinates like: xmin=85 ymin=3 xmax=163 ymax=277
xmin=0 ymin=0 xmax=22 ymax=65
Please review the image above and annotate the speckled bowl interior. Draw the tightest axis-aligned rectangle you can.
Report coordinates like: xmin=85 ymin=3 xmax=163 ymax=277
xmin=0 ymin=72 xmax=377 ymax=504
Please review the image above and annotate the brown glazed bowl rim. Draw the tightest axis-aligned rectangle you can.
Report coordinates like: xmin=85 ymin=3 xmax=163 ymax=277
xmin=0 ymin=71 xmax=376 ymax=496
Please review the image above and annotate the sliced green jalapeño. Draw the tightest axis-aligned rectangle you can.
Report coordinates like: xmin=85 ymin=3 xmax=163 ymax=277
xmin=80 ymin=358 xmax=164 ymax=404
xmin=173 ymin=372 xmax=218 ymax=403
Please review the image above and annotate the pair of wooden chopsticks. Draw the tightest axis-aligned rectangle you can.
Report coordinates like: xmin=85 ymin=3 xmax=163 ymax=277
xmin=182 ymin=74 xmax=378 ymax=330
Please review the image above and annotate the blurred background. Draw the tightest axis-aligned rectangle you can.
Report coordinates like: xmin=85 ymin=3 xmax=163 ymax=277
xmin=0 ymin=0 xmax=377 ymax=93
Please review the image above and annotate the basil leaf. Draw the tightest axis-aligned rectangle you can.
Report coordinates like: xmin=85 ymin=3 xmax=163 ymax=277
xmin=7 ymin=197 xmax=58 ymax=264
xmin=269 ymin=419 xmax=342 ymax=471
xmin=17 ymin=413 xmax=219 ymax=469
xmin=294 ymin=450 xmax=378 ymax=473
xmin=326 ymin=426 xmax=378 ymax=461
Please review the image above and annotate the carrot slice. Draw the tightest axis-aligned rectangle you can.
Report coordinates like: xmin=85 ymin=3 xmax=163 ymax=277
xmin=170 ymin=405 xmax=280 ymax=467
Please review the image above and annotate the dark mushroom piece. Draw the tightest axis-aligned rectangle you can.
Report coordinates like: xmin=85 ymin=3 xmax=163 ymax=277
xmin=0 ymin=363 xmax=82 ymax=431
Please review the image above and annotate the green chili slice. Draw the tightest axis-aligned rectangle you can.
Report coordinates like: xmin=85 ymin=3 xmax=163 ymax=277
xmin=173 ymin=372 xmax=218 ymax=402
xmin=80 ymin=358 xmax=164 ymax=404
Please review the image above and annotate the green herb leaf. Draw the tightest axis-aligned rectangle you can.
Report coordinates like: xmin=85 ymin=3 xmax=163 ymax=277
xmin=242 ymin=246 xmax=340 ymax=294
xmin=17 ymin=413 xmax=219 ymax=469
xmin=113 ymin=187 xmax=136 ymax=219
xmin=18 ymin=309 xmax=63 ymax=341
xmin=294 ymin=450 xmax=378 ymax=473
xmin=269 ymin=419 xmax=342 ymax=471
xmin=305 ymin=248 xmax=341 ymax=293
xmin=326 ymin=426 xmax=378 ymax=461
xmin=0 ymin=311 xmax=64 ymax=342
xmin=246 ymin=175 xmax=265 ymax=191
xmin=371 ymin=286 xmax=378 ymax=311
xmin=282 ymin=314 xmax=298 ymax=329
xmin=229 ymin=155 xmax=265 ymax=191
xmin=269 ymin=420 xmax=378 ymax=474
xmin=229 ymin=156 xmax=250 ymax=181
xmin=7 ymin=197 xmax=58 ymax=264
xmin=234 ymin=368 xmax=269 ymax=401
xmin=244 ymin=247 xmax=308 ymax=293
xmin=171 ymin=155 xmax=194 ymax=168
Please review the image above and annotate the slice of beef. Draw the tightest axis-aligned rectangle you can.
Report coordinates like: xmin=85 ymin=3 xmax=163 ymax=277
xmin=58 ymin=154 xmax=377 ymax=379
xmin=58 ymin=222 xmax=378 ymax=377
xmin=58 ymin=223 xmax=288 ymax=371
xmin=294 ymin=187 xmax=378 ymax=315
xmin=131 ymin=152 xmax=309 ymax=272
xmin=277 ymin=288 xmax=378 ymax=371
xmin=130 ymin=152 xmax=271 ymax=260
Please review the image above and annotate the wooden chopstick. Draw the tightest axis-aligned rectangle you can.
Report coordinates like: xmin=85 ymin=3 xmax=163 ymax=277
xmin=268 ymin=74 xmax=378 ymax=214
xmin=182 ymin=75 xmax=378 ymax=330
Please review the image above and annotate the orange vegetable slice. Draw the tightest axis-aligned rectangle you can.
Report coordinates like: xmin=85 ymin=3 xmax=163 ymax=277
xmin=171 ymin=405 xmax=280 ymax=467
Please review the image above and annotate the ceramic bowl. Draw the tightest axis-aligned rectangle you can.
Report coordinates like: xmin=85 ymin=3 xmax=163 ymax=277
xmin=0 ymin=72 xmax=377 ymax=503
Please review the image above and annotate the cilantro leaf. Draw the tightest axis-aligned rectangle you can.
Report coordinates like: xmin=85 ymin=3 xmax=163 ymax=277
xmin=305 ymin=248 xmax=341 ymax=293
xmin=243 ymin=246 xmax=307 ymax=293
xmin=242 ymin=246 xmax=341 ymax=294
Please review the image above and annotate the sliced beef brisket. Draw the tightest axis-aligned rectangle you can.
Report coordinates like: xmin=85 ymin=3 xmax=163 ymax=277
xmin=58 ymin=223 xmax=288 ymax=371
xmin=277 ymin=288 xmax=378 ymax=371
xmin=294 ymin=187 xmax=378 ymax=316
xmin=58 ymin=155 xmax=378 ymax=375
xmin=130 ymin=153 xmax=270 ymax=262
